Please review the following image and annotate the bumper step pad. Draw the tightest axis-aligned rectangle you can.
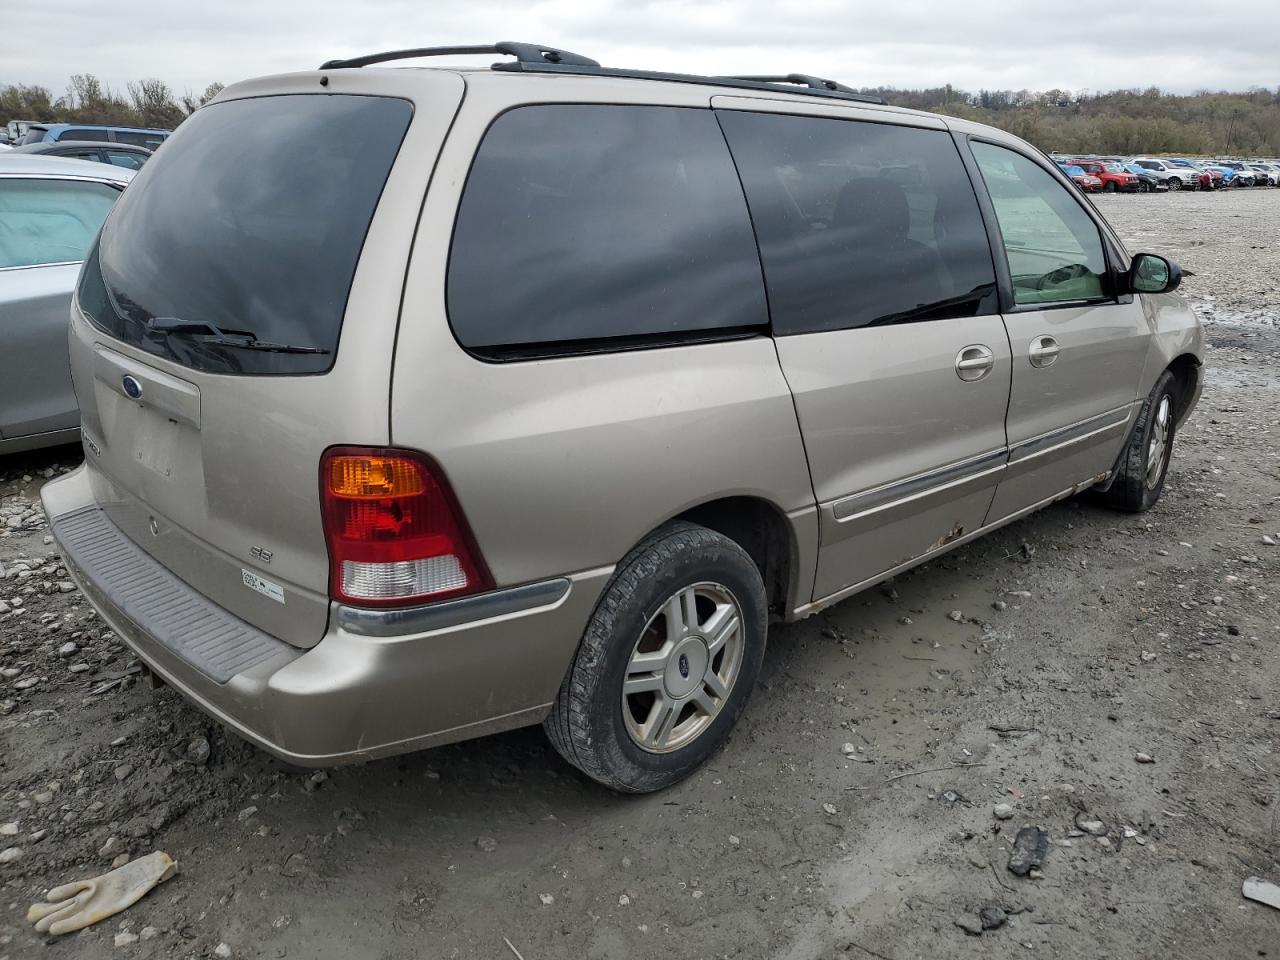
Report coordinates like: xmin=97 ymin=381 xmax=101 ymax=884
xmin=53 ymin=508 xmax=292 ymax=683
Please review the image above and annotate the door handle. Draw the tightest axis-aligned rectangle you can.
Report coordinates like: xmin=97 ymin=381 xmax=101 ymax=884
xmin=955 ymin=344 xmax=994 ymax=382
xmin=1029 ymin=335 xmax=1060 ymax=368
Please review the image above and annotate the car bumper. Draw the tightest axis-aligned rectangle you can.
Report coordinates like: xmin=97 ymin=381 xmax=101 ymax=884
xmin=42 ymin=465 xmax=611 ymax=766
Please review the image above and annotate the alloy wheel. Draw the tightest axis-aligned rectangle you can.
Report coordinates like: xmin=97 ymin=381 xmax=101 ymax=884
xmin=1145 ymin=395 xmax=1172 ymax=490
xmin=621 ymin=582 xmax=745 ymax=754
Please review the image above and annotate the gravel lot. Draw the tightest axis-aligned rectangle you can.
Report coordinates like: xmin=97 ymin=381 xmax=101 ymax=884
xmin=2 ymin=189 xmax=1278 ymax=960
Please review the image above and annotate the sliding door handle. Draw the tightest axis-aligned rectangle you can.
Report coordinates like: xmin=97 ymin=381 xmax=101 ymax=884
xmin=955 ymin=344 xmax=995 ymax=382
xmin=1029 ymin=335 xmax=1060 ymax=368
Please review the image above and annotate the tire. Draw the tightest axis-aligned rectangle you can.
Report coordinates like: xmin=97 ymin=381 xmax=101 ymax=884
xmin=544 ymin=521 xmax=768 ymax=793
xmin=1168 ymin=177 xmax=1182 ymax=191
xmin=1100 ymin=370 xmax=1178 ymax=513
xmin=1104 ymin=181 xmax=1117 ymax=193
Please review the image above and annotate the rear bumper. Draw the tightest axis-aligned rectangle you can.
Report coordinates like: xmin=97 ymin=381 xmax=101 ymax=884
xmin=43 ymin=466 xmax=611 ymax=765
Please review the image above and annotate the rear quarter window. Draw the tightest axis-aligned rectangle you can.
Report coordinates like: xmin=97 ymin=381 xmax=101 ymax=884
xmin=447 ymin=104 xmax=768 ymax=358
xmin=62 ymin=128 xmax=110 ymax=142
xmin=114 ymin=131 xmax=165 ymax=149
xmin=105 ymin=150 xmax=145 ymax=170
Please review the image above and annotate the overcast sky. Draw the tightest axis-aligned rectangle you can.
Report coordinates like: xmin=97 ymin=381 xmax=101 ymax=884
xmin=6 ymin=0 xmax=1278 ymax=98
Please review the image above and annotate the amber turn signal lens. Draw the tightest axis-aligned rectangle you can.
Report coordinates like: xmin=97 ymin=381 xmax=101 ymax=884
xmin=327 ymin=455 xmax=426 ymax=499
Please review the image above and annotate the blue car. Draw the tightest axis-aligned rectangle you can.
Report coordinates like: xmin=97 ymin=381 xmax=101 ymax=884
xmin=19 ymin=123 xmax=170 ymax=150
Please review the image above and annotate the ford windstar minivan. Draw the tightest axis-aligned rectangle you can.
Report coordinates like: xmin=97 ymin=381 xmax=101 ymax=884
xmin=44 ymin=43 xmax=1202 ymax=792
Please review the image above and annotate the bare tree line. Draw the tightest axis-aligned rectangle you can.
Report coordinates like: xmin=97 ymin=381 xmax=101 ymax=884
xmin=6 ymin=74 xmax=1280 ymax=155
xmin=1 ymin=75 xmax=225 ymax=131
xmin=857 ymin=84 xmax=1280 ymax=156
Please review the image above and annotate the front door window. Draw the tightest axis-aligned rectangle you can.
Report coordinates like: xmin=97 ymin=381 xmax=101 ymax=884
xmin=970 ymin=142 xmax=1109 ymax=306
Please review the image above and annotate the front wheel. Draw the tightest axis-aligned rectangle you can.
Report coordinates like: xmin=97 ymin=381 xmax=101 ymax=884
xmin=1100 ymin=370 xmax=1178 ymax=512
xmin=544 ymin=522 xmax=768 ymax=793
xmin=1104 ymin=181 xmax=1117 ymax=193
xmin=1168 ymin=177 xmax=1182 ymax=191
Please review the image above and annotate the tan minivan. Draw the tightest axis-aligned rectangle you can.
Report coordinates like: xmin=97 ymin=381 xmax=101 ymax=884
xmin=43 ymin=43 xmax=1203 ymax=792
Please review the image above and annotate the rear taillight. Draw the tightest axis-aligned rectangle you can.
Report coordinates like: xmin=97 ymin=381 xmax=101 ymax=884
xmin=320 ymin=447 xmax=492 ymax=607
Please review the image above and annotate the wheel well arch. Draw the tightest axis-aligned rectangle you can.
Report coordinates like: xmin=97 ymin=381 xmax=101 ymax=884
xmin=664 ymin=496 xmax=798 ymax=615
xmin=1167 ymin=352 xmax=1200 ymax=421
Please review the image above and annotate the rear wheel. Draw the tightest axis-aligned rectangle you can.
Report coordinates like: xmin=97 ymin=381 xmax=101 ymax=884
xmin=544 ymin=522 xmax=768 ymax=793
xmin=1100 ymin=370 xmax=1178 ymax=513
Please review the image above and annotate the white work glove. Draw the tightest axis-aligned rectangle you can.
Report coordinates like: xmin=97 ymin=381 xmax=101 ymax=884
xmin=27 ymin=851 xmax=177 ymax=936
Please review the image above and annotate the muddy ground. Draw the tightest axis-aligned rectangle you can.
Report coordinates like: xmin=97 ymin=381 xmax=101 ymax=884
xmin=2 ymin=189 xmax=1278 ymax=960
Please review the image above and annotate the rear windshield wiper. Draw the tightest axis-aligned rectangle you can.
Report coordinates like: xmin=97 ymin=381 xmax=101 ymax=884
xmin=144 ymin=317 xmax=330 ymax=355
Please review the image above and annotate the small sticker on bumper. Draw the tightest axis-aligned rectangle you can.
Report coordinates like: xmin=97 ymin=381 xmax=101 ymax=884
xmin=242 ymin=569 xmax=285 ymax=604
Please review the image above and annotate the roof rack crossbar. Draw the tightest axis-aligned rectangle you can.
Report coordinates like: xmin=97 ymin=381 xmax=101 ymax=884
xmin=320 ymin=41 xmax=599 ymax=71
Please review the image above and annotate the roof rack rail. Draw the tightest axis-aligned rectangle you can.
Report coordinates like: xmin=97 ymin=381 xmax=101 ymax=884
xmin=318 ymin=42 xmax=883 ymax=106
xmin=722 ymin=73 xmax=873 ymax=99
xmin=320 ymin=41 xmax=599 ymax=71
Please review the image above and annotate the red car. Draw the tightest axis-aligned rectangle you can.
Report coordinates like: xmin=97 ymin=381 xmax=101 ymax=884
xmin=1072 ymin=160 xmax=1141 ymax=192
xmin=1167 ymin=159 xmax=1216 ymax=190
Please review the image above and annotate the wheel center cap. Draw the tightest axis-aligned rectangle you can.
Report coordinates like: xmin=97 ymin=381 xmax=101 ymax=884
xmin=665 ymin=637 xmax=708 ymax=698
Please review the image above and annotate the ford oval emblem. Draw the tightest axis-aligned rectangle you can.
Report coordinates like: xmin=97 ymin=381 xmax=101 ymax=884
xmin=122 ymin=375 xmax=143 ymax=400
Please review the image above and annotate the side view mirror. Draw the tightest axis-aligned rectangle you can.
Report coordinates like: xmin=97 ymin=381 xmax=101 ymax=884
xmin=1128 ymin=253 xmax=1182 ymax=294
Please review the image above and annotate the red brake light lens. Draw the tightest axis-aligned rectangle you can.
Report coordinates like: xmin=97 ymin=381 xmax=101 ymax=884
xmin=320 ymin=447 xmax=492 ymax=607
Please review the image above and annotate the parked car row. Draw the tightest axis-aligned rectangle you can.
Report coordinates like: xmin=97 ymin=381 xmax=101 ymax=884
xmin=16 ymin=122 xmax=170 ymax=150
xmin=7 ymin=139 xmax=151 ymax=170
xmin=1054 ymin=153 xmax=1280 ymax=192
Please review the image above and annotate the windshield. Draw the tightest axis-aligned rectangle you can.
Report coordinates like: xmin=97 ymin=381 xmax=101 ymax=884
xmin=1064 ymin=165 xmax=1086 ymax=176
xmin=1102 ymin=163 xmax=1124 ymax=173
xmin=77 ymin=94 xmax=413 ymax=375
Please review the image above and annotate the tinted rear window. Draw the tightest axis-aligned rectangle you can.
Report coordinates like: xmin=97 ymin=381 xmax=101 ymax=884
xmin=716 ymin=111 xmax=997 ymax=335
xmin=447 ymin=104 xmax=767 ymax=357
xmin=79 ymin=95 xmax=412 ymax=375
